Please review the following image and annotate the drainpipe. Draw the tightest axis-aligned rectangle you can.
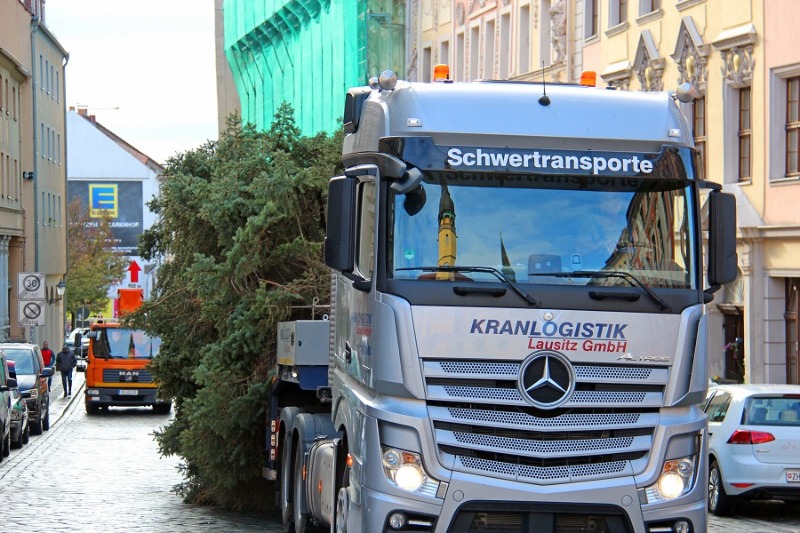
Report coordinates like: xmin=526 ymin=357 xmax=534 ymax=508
xmin=31 ymin=15 xmax=41 ymax=272
xmin=30 ymin=15 xmax=41 ymax=344
xmin=62 ymin=52 xmax=70 ymax=340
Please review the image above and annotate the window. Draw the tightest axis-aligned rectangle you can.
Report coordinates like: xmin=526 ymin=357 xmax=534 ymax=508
xmin=455 ymin=32 xmax=465 ymax=82
xmin=585 ymin=0 xmax=598 ymax=39
xmin=518 ymin=4 xmax=531 ymax=74
xmin=499 ymin=12 xmax=511 ymax=78
xmin=693 ymin=97 xmax=707 ymax=179
xmin=469 ymin=25 xmax=480 ymax=80
xmin=704 ymin=391 xmax=731 ymax=423
xmin=439 ymin=39 xmax=450 ymax=71
xmin=484 ymin=19 xmax=495 ymax=79
xmin=610 ymin=0 xmax=628 ymax=27
xmin=787 ymin=77 xmax=800 ymax=177
xmin=738 ymin=88 xmax=751 ymax=182
xmin=422 ymin=45 xmax=432 ymax=82
xmin=639 ymin=0 xmax=660 ymax=16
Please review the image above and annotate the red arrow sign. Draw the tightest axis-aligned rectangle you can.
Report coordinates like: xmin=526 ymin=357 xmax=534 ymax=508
xmin=128 ymin=260 xmax=142 ymax=283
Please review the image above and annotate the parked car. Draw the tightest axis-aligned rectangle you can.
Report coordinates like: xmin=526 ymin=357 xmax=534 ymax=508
xmin=0 ymin=352 xmax=16 ymax=461
xmin=65 ymin=328 xmax=90 ymax=358
xmin=703 ymin=383 xmax=800 ymax=515
xmin=7 ymin=361 xmax=29 ymax=449
xmin=1 ymin=343 xmax=52 ymax=435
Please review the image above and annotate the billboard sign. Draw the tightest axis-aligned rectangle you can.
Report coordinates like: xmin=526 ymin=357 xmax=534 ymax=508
xmin=69 ymin=181 xmax=144 ymax=256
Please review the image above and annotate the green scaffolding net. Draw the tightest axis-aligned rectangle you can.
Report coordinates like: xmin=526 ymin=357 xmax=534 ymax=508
xmin=223 ymin=0 xmax=406 ymax=136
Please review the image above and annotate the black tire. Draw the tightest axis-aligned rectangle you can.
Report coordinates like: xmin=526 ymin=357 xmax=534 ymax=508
xmin=335 ymin=464 xmax=351 ymax=533
xmin=708 ymin=460 xmax=736 ymax=516
xmin=42 ymin=406 xmax=50 ymax=431
xmin=86 ymin=402 xmax=100 ymax=415
xmin=2 ymin=427 xmax=10 ymax=458
xmin=21 ymin=423 xmax=29 ymax=445
xmin=11 ymin=427 xmax=22 ymax=449
xmin=153 ymin=403 xmax=172 ymax=415
xmin=281 ymin=433 xmax=296 ymax=533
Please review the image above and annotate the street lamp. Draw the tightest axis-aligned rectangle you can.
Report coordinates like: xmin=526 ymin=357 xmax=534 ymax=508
xmin=55 ymin=279 xmax=66 ymax=301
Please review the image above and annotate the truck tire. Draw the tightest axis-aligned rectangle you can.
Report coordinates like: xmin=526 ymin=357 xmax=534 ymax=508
xmin=86 ymin=402 xmax=100 ymax=415
xmin=335 ymin=464 xmax=351 ymax=533
xmin=281 ymin=433 xmax=295 ymax=532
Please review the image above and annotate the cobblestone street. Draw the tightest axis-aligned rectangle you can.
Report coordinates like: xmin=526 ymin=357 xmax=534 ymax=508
xmin=2 ymin=371 xmax=799 ymax=532
xmin=0 ymin=371 xmax=282 ymax=532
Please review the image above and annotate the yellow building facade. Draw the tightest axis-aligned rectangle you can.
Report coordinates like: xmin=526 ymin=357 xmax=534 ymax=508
xmin=0 ymin=0 xmax=68 ymax=346
xmin=408 ymin=0 xmax=799 ymax=385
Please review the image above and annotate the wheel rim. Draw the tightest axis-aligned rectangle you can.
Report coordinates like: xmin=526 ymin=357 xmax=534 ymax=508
xmin=335 ymin=486 xmax=349 ymax=533
xmin=709 ymin=466 xmax=720 ymax=510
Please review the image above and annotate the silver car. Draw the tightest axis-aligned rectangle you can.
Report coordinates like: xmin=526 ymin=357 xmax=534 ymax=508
xmin=704 ymin=384 xmax=800 ymax=515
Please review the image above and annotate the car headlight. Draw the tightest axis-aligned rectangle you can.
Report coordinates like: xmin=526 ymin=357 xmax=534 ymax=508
xmin=381 ymin=446 xmax=430 ymax=493
xmin=644 ymin=455 xmax=696 ymax=503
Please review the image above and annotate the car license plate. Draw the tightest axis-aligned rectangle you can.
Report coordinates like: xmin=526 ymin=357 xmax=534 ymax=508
xmin=118 ymin=389 xmax=138 ymax=396
xmin=787 ymin=471 xmax=800 ymax=483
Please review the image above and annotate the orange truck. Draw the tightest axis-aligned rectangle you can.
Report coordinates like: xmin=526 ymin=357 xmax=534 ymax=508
xmin=81 ymin=288 xmax=170 ymax=414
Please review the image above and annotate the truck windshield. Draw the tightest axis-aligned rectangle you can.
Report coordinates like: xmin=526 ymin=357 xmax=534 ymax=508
xmin=96 ymin=328 xmax=162 ymax=359
xmin=389 ymin=172 xmax=696 ymax=289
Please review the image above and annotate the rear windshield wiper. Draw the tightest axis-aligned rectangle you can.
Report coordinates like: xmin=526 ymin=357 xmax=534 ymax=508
xmin=530 ymin=270 xmax=671 ymax=311
xmin=397 ymin=265 xmax=539 ymax=306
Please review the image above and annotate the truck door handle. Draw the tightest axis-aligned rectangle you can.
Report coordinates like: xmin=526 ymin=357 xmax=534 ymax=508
xmin=344 ymin=342 xmax=352 ymax=364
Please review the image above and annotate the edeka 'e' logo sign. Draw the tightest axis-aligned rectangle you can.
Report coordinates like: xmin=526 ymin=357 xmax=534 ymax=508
xmin=89 ymin=184 xmax=118 ymax=218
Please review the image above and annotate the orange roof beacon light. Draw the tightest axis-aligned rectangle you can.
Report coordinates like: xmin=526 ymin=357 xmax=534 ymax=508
xmin=433 ymin=64 xmax=450 ymax=82
xmin=580 ymin=70 xmax=597 ymax=87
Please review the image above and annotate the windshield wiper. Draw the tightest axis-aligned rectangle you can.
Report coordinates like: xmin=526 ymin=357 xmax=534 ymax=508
xmin=397 ymin=265 xmax=539 ymax=306
xmin=530 ymin=270 xmax=671 ymax=311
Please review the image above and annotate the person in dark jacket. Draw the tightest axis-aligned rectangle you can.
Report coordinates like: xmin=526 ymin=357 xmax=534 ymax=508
xmin=56 ymin=344 xmax=77 ymax=398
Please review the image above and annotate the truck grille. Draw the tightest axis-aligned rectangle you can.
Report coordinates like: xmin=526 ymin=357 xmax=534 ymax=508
xmin=424 ymin=360 xmax=667 ymax=485
xmin=102 ymin=369 xmax=154 ymax=383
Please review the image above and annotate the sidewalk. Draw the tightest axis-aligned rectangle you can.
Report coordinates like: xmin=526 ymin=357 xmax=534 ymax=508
xmin=49 ymin=366 xmax=86 ymax=422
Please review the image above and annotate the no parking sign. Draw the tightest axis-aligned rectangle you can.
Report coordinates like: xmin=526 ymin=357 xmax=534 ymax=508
xmin=17 ymin=272 xmax=46 ymax=326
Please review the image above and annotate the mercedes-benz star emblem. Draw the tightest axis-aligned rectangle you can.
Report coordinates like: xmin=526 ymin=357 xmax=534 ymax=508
xmin=518 ymin=352 xmax=575 ymax=409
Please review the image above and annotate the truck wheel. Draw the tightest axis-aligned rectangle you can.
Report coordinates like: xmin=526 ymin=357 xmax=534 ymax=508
xmin=335 ymin=465 xmax=351 ymax=533
xmin=153 ymin=403 xmax=172 ymax=415
xmin=281 ymin=433 xmax=295 ymax=532
xmin=708 ymin=460 xmax=735 ymax=516
xmin=86 ymin=402 xmax=100 ymax=415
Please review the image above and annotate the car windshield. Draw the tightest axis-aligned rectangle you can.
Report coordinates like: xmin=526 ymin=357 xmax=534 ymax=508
xmin=95 ymin=329 xmax=161 ymax=359
xmin=389 ymin=172 xmax=695 ymax=289
xmin=3 ymin=350 xmax=34 ymax=374
xmin=745 ymin=396 xmax=800 ymax=426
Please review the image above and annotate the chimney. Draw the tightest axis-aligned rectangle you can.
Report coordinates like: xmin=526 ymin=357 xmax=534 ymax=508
xmin=76 ymin=105 xmax=88 ymax=117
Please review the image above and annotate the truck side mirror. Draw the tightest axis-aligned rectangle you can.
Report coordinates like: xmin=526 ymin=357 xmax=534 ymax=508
xmin=324 ymin=175 xmax=357 ymax=273
xmin=75 ymin=333 xmax=82 ymax=347
xmin=707 ymin=191 xmax=737 ymax=288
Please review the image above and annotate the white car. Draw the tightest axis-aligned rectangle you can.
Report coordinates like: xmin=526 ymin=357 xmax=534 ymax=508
xmin=703 ymin=384 xmax=800 ymax=515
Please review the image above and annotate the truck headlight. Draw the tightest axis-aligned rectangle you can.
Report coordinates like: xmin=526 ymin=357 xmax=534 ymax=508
xmin=11 ymin=409 xmax=22 ymax=421
xmin=644 ymin=455 xmax=696 ymax=503
xmin=29 ymin=389 xmax=38 ymax=399
xmin=381 ymin=446 xmax=428 ymax=493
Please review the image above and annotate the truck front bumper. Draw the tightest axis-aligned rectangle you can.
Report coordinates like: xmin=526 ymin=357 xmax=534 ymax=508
xmin=356 ymin=472 xmax=706 ymax=533
xmin=84 ymin=387 xmax=168 ymax=407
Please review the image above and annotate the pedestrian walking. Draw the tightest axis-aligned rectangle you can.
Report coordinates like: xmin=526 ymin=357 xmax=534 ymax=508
xmin=56 ymin=344 xmax=77 ymax=398
xmin=41 ymin=341 xmax=56 ymax=390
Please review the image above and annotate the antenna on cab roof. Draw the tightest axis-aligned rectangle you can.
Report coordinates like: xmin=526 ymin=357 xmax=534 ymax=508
xmin=538 ymin=62 xmax=550 ymax=107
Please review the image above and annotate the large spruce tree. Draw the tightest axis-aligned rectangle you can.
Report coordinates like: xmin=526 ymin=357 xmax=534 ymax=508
xmin=137 ymin=106 xmax=342 ymax=510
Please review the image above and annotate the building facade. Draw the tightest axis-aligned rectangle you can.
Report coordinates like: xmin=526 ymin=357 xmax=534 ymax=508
xmin=66 ymin=108 xmax=163 ymax=316
xmin=0 ymin=0 xmax=68 ymax=346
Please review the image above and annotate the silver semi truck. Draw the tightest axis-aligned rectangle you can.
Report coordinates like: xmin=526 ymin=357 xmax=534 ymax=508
xmin=268 ymin=70 xmax=738 ymax=533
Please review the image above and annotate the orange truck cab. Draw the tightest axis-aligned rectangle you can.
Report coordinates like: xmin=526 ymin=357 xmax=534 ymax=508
xmin=81 ymin=288 xmax=170 ymax=414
